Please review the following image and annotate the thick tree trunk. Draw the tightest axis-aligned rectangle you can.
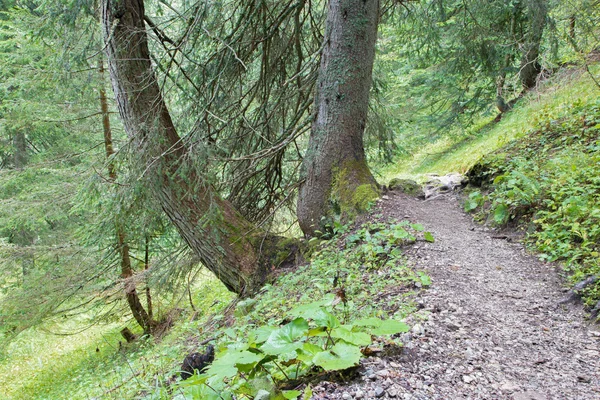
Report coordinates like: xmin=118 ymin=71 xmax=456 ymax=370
xmin=519 ymin=0 xmax=547 ymax=90
xmin=99 ymin=59 xmax=155 ymax=335
xmin=101 ymin=0 xmax=273 ymax=295
xmin=297 ymin=0 xmax=380 ymax=237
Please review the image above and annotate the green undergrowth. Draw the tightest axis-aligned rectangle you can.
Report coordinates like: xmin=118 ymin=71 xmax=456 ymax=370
xmin=172 ymin=218 xmax=432 ymax=399
xmin=465 ymin=98 xmax=600 ymax=308
xmin=0 ymin=219 xmax=430 ymax=399
xmin=380 ymin=66 xmax=600 ymax=183
xmin=0 ymin=274 xmax=234 ymax=399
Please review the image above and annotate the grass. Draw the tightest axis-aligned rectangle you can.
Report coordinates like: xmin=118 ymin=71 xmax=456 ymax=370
xmin=0 ymin=273 xmax=233 ymax=399
xmin=2 ymin=61 xmax=598 ymax=400
xmin=380 ymin=66 xmax=600 ymax=182
xmin=0 ymin=216 xmax=427 ymax=399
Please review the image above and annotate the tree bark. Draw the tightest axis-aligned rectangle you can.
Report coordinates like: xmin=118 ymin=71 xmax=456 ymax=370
xmin=297 ymin=0 xmax=380 ymax=237
xmin=101 ymin=0 xmax=275 ymax=295
xmin=12 ymin=131 xmax=27 ymax=169
xmin=99 ymin=58 xmax=155 ymax=335
xmin=519 ymin=0 xmax=547 ymax=90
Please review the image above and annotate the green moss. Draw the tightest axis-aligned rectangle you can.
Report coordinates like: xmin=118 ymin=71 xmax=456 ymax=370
xmin=388 ymin=178 xmax=424 ymax=197
xmin=273 ymin=237 xmax=306 ymax=267
xmin=351 ymin=184 xmax=379 ymax=212
xmin=332 ymin=160 xmax=380 ymax=219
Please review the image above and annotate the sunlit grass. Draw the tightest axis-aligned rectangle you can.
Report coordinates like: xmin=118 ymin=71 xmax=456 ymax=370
xmin=382 ymin=66 xmax=600 ymax=181
xmin=0 ymin=272 xmax=232 ymax=399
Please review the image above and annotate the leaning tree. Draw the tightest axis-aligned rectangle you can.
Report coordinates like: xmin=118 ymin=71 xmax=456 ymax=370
xmin=101 ymin=0 xmax=381 ymax=293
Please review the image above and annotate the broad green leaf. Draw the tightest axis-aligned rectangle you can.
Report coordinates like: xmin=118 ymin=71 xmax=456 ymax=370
xmin=291 ymin=303 xmax=340 ymax=329
xmin=205 ymin=359 xmax=238 ymax=382
xmin=235 ymin=377 xmax=274 ymax=397
xmin=303 ymin=385 xmax=313 ymax=400
xmin=282 ymin=390 xmax=302 ymax=399
xmin=205 ymin=350 xmax=264 ymax=381
xmin=307 ymin=326 xmax=327 ymax=337
xmin=371 ymin=319 xmax=410 ymax=335
xmin=254 ymin=389 xmax=271 ymax=399
xmin=231 ymin=350 xmax=265 ymax=365
xmin=411 ymin=223 xmax=424 ymax=231
xmin=296 ymin=342 xmax=323 ymax=363
xmin=261 ymin=318 xmax=308 ymax=355
xmin=494 ymin=203 xmax=509 ymax=224
xmin=353 ymin=317 xmax=383 ymax=328
xmin=424 ymin=231 xmax=435 ymax=243
xmin=418 ymin=272 xmax=431 ymax=287
xmin=330 ymin=326 xmax=372 ymax=346
xmin=252 ymin=326 xmax=278 ymax=344
xmin=313 ymin=342 xmax=362 ymax=370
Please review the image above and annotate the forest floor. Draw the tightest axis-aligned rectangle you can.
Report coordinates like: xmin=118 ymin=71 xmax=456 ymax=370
xmin=311 ymin=191 xmax=600 ymax=400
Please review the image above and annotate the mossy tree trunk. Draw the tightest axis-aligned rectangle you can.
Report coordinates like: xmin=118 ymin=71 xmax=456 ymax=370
xmin=519 ymin=0 xmax=547 ymax=90
xmin=101 ymin=0 xmax=277 ymax=295
xmin=297 ymin=0 xmax=380 ymax=237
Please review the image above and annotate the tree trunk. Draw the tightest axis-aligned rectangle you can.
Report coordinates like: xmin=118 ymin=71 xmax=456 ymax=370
xmin=519 ymin=0 xmax=547 ymax=91
xmin=12 ymin=131 xmax=27 ymax=169
xmin=297 ymin=0 xmax=380 ymax=237
xmin=99 ymin=58 xmax=155 ymax=335
xmin=101 ymin=0 xmax=276 ymax=295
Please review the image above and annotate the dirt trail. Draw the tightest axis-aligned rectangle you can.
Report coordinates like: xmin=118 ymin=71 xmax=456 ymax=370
xmin=313 ymin=192 xmax=600 ymax=400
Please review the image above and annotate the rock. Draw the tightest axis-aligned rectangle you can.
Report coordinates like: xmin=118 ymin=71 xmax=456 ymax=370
xmin=462 ymin=374 xmax=474 ymax=384
xmin=464 ymin=347 xmax=476 ymax=359
xmin=412 ymin=323 xmax=425 ymax=336
xmin=446 ymin=322 xmax=460 ymax=331
xmin=342 ymin=392 xmax=352 ymax=400
xmin=180 ymin=345 xmax=215 ymax=380
xmin=423 ymin=173 xmax=467 ymax=198
xmin=577 ymin=376 xmax=591 ymax=383
xmin=374 ymin=387 xmax=385 ymax=397
xmin=355 ymin=389 xmax=364 ymax=398
xmin=500 ymin=381 xmax=520 ymax=392
xmin=388 ymin=178 xmax=425 ymax=197
xmin=512 ymin=390 xmax=546 ymax=400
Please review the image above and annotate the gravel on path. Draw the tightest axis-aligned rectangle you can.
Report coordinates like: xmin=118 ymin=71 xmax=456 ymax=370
xmin=312 ymin=192 xmax=600 ymax=400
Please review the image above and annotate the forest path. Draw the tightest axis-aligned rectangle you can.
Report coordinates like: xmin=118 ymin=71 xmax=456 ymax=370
xmin=313 ymin=192 xmax=600 ymax=400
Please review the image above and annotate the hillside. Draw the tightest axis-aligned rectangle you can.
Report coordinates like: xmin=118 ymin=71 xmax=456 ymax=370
xmin=1 ymin=0 xmax=599 ymax=398
xmin=0 ymin=65 xmax=598 ymax=399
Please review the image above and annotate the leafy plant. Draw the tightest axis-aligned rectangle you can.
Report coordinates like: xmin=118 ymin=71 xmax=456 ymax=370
xmin=175 ymin=218 xmax=432 ymax=398
xmin=178 ymin=297 xmax=409 ymax=398
xmin=463 ymin=190 xmax=484 ymax=212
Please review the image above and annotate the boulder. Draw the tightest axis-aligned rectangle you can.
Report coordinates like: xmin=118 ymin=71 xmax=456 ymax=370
xmin=423 ymin=173 xmax=467 ymax=199
xmin=388 ymin=178 xmax=425 ymax=198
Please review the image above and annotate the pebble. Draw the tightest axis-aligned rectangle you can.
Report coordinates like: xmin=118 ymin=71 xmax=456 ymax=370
xmin=411 ymin=323 xmax=425 ymax=335
xmin=309 ymin=194 xmax=600 ymax=400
